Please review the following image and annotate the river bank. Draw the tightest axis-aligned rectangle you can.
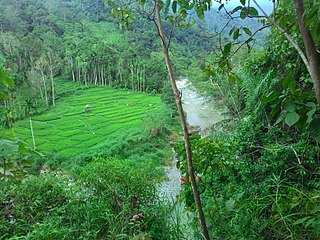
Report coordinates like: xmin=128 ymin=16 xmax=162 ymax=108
xmin=176 ymin=78 xmax=229 ymax=136
xmin=157 ymin=78 xmax=229 ymax=238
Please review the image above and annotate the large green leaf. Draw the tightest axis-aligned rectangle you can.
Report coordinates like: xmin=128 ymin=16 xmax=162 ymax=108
xmin=284 ymin=101 xmax=296 ymax=112
xmin=285 ymin=112 xmax=300 ymax=127
xmin=0 ymin=139 xmax=19 ymax=158
xmin=309 ymin=115 xmax=320 ymax=142
xmin=140 ymin=0 xmax=146 ymax=6
xmin=243 ymin=27 xmax=252 ymax=36
xmin=240 ymin=8 xmax=247 ymax=19
xmin=223 ymin=42 xmax=232 ymax=57
xmin=306 ymin=102 xmax=317 ymax=124
xmin=293 ymin=216 xmax=311 ymax=225
xmin=262 ymin=91 xmax=279 ymax=105
xmin=275 ymin=113 xmax=286 ymax=125
xmin=248 ymin=7 xmax=258 ymax=16
xmin=172 ymin=1 xmax=177 ymax=13
xmin=230 ymin=6 xmax=242 ymax=14
xmin=233 ymin=28 xmax=240 ymax=40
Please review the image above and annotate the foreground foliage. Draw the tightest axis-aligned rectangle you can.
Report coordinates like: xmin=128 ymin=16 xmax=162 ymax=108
xmin=0 ymin=158 xmax=173 ymax=239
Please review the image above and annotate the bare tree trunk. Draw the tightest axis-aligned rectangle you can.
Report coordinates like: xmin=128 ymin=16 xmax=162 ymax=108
xmin=101 ymin=65 xmax=103 ymax=85
xmin=94 ymin=65 xmax=98 ymax=85
xmin=137 ymin=66 xmax=140 ymax=92
xmin=130 ymin=64 xmax=134 ymax=91
xmin=72 ymin=70 xmax=75 ymax=82
xmin=154 ymin=1 xmax=211 ymax=239
xmin=143 ymin=65 xmax=146 ymax=92
xmin=294 ymin=0 xmax=320 ymax=105
xmin=47 ymin=53 xmax=55 ymax=107
xmin=40 ymin=70 xmax=49 ymax=108
xmin=29 ymin=116 xmax=36 ymax=150
xmin=51 ymin=72 xmax=55 ymax=107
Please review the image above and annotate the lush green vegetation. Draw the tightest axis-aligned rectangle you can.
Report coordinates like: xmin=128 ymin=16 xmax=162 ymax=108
xmin=13 ymin=84 xmax=165 ymax=156
xmin=1 ymin=79 xmax=178 ymax=238
xmin=172 ymin=1 xmax=320 ymax=239
xmin=1 ymin=0 xmax=320 ymax=239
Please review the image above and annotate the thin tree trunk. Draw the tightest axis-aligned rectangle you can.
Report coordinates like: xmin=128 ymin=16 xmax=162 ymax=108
xmin=137 ymin=66 xmax=140 ymax=92
xmin=72 ymin=70 xmax=75 ymax=81
xmin=29 ymin=116 xmax=36 ymax=150
xmin=154 ymin=1 xmax=211 ymax=239
xmin=51 ymin=72 xmax=55 ymax=107
xmin=48 ymin=53 xmax=55 ymax=107
xmin=294 ymin=0 xmax=320 ymax=104
xmin=143 ymin=65 xmax=146 ymax=92
xmin=40 ymin=71 xmax=49 ymax=108
xmin=130 ymin=64 xmax=134 ymax=91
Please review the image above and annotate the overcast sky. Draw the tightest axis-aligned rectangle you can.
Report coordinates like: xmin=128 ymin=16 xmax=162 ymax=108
xmin=212 ymin=0 xmax=274 ymax=14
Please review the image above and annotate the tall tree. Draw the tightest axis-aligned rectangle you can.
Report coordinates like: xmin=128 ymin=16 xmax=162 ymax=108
xmin=107 ymin=0 xmax=212 ymax=238
xmin=153 ymin=1 xmax=210 ymax=239
xmin=293 ymin=0 xmax=320 ymax=104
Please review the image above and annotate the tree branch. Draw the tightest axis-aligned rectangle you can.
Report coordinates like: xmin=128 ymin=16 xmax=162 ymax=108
xmin=252 ymin=0 xmax=311 ymax=75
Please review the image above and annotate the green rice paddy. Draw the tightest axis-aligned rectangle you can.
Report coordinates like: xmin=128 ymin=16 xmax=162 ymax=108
xmin=14 ymin=87 xmax=166 ymax=156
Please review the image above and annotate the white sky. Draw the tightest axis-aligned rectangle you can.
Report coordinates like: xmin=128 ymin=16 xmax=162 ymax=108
xmin=212 ymin=0 xmax=274 ymax=14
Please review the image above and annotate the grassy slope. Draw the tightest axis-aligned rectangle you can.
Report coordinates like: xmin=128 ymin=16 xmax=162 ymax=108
xmin=13 ymin=85 xmax=166 ymax=156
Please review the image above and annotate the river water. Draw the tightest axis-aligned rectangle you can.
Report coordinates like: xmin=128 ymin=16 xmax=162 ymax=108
xmin=176 ymin=78 xmax=227 ymax=135
xmin=157 ymin=78 xmax=228 ymax=238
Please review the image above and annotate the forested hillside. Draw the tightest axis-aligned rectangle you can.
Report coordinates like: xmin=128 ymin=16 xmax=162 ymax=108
xmin=1 ymin=0 xmax=320 ymax=239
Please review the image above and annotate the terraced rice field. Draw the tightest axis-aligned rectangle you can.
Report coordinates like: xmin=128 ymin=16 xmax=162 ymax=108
xmin=14 ymin=87 xmax=165 ymax=156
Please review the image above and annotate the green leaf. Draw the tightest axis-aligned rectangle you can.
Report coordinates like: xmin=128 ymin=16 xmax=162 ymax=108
xmin=111 ymin=8 xmax=120 ymax=17
xmin=282 ymin=71 xmax=295 ymax=89
xmin=309 ymin=115 xmax=320 ymax=142
xmin=172 ymin=1 xmax=177 ymax=13
xmin=0 ymin=68 xmax=14 ymax=88
xmin=165 ymin=0 xmax=171 ymax=11
xmin=306 ymin=102 xmax=317 ymax=124
xmin=293 ymin=216 xmax=310 ymax=225
xmin=0 ymin=139 xmax=19 ymax=158
xmin=284 ymin=101 xmax=296 ymax=112
xmin=245 ymin=37 xmax=253 ymax=44
xmin=275 ymin=113 xmax=286 ymax=125
xmin=222 ymin=42 xmax=232 ymax=57
xmin=248 ymin=7 xmax=259 ymax=16
xmin=306 ymin=108 xmax=316 ymax=124
xmin=306 ymin=218 xmax=316 ymax=227
xmin=218 ymin=4 xmax=224 ymax=11
xmin=228 ymin=74 xmax=240 ymax=84
xmin=230 ymin=6 xmax=242 ymax=14
xmin=305 ymin=102 xmax=316 ymax=108
xmin=243 ymin=27 xmax=252 ymax=36
xmin=288 ymin=80 xmax=296 ymax=93
xmin=233 ymin=28 xmax=240 ymax=40
xmin=285 ymin=112 xmax=300 ymax=127
xmin=240 ymin=8 xmax=247 ymax=19
xmin=225 ymin=199 xmax=235 ymax=212
xmin=240 ymin=0 xmax=246 ymax=5
xmin=196 ymin=6 xmax=204 ymax=19
xmin=262 ymin=91 xmax=279 ymax=105
xmin=140 ymin=0 xmax=146 ymax=5
xmin=229 ymin=26 xmax=236 ymax=36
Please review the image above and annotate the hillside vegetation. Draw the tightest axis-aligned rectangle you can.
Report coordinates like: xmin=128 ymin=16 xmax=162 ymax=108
xmin=14 ymin=84 xmax=165 ymax=156
xmin=1 ymin=0 xmax=320 ymax=239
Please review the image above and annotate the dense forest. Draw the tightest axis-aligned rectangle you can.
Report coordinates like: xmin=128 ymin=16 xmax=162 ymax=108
xmin=1 ymin=0 xmax=319 ymax=239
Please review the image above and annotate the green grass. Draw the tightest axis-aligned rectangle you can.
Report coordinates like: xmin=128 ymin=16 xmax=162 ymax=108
xmin=13 ymin=87 xmax=166 ymax=156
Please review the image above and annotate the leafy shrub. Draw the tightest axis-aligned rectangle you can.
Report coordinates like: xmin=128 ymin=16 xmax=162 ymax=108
xmin=0 ymin=156 xmax=174 ymax=239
